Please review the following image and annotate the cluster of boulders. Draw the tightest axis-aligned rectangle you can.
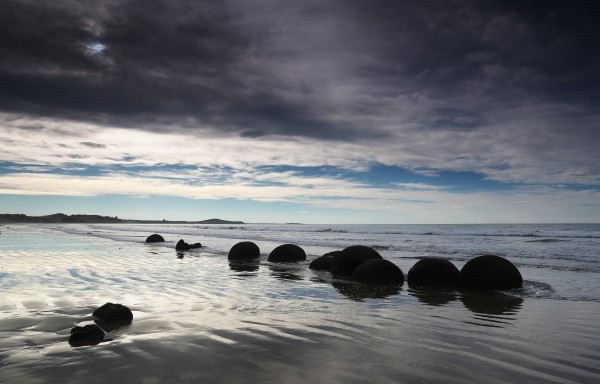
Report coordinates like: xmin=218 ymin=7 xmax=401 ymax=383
xmin=227 ymin=240 xmax=522 ymax=290
xmin=69 ymin=302 xmax=133 ymax=347
xmin=146 ymin=233 xmax=523 ymax=290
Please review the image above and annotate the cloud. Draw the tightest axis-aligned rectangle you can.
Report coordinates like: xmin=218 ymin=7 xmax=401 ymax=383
xmin=0 ymin=170 xmax=597 ymax=223
xmin=0 ymin=0 xmax=599 ymax=223
xmin=80 ymin=142 xmax=106 ymax=149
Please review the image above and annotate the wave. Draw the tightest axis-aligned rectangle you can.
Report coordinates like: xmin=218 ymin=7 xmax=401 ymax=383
xmin=315 ymin=228 xmax=349 ymax=233
xmin=525 ymin=238 xmax=568 ymax=243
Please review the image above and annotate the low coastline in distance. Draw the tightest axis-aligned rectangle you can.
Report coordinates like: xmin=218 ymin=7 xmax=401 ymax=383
xmin=0 ymin=213 xmax=244 ymax=225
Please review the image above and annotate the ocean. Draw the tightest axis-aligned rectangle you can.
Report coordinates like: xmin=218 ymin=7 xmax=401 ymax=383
xmin=1 ymin=223 xmax=599 ymax=383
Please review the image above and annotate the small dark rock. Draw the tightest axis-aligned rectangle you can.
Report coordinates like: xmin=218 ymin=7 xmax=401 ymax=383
xmin=408 ymin=257 xmax=460 ymax=286
xmin=309 ymin=251 xmax=341 ymax=271
xmin=351 ymin=259 xmax=404 ymax=284
xmin=228 ymin=241 xmax=260 ymax=260
xmin=459 ymin=255 xmax=523 ymax=290
xmin=69 ymin=324 xmax=105 ymax=347
xmin=176 ymin=239 xmax=202 ymax=251
xmin=145 ymin=234 xmax=165 ymax=243
xmin=268 ymin=244 xmax=306 ymax=262
xmin=92 ymin=302 xmax=133 ymax=325
xmin=330 ymin=245 xmax=383 ymax=276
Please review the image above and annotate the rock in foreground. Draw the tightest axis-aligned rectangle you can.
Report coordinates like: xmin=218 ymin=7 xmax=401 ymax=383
xmin=69 ymin=324 xmax=105 ymax=347
xmin=459 ymin=255 xmax=523 ymax=290
xmin=92 ymin=302 xmax=133 ymax=325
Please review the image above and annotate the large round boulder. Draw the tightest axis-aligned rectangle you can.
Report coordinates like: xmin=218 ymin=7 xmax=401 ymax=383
xmin=459 ymin=255 xmax=523 ymax=290
xmin=330 ymin=245 xmax=383 ymax=276
xmin=69 ymin=324 xmax=105 ymax=347
xmin=309 ymin=251 xmax=341 ymax=271
xmin=228 ymin=241 xmax=260 ymax=260
xmin=351 ymin=259 xmax=404 ymax=284
xmin=408 ymin=257 xmax=460 ymax=286
xmin=268 ymin=244 xmax=306 ymax=262
xmin=145 ymin=234 xmax=164 ymax=243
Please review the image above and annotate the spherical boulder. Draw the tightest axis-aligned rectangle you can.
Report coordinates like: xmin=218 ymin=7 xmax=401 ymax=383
xmin=92 ymin=302 xmax=133 ymax=325
xmin=268 ymin=244 xmax=306 ymax=262
xmin=408 ymin=257 xmax=460 ymax=286
xmin=309 ymin=251 xmax=341 ymax=271
xmin=228 ymin=241 xmax=260 ymax=260
xmin=69 ymin=324 xmax=105 ymax=347
xmin=330 ymin=245 xmax=383 ymax=276
xmin=351 ymin=259 xmax=404 ymax=284
xmin=145 ymin=234 xmax=164 ymax=243
xmin=459 ymin=255 xmax=523 ymax=290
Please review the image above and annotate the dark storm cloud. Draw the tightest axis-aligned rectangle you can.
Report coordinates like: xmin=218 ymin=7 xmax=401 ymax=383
xmin=0 ymin=0 xmax=598 ymax=142
xmin=80 ymin=142 xmax=106 ymax=149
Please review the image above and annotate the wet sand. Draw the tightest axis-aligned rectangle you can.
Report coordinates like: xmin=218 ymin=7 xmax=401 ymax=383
xmin=1 ymin=225 xmax=599 ymax=383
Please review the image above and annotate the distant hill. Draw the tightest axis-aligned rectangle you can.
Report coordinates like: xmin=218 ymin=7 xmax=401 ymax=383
xmin=193 ymin=218 xmax=244 ymax=224
xmin=0 ymin=213 xmax=244 ymax=225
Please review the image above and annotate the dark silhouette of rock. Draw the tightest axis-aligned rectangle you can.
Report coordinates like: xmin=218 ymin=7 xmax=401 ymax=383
xmin=459 ymin=255 xmax=523 ymax=290
xmin=228 ymin=241 xmax=260 ymax=260
xmin=69 ymin=324 xmax=105 ymax=347
xmin=351 ymin=259 xmax=404 ymax=284
xmin=309 ymin=251 xmax=341 ymax=271
xmin=408 ymin=257 xmax=460 ymax=286
xmin=92 ymin=302 xmax=133 ymax=326
xmin=330 ymin=245 xmax=383 ymax=276
xmin=268 ymin=244 xmax=306 ymax=262
xmin=145 ymin=234 xmax=165 ymax=243
xmin=176 ymin=239 xmax=202 ymax=251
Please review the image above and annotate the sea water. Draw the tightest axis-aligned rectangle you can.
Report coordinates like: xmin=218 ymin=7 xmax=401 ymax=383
xmin=1 ymin=223 xmax=599 ymax=383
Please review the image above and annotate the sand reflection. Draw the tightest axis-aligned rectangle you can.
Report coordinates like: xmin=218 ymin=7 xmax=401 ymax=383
xmin=331 ymin=281 xmax=402 ymax=301
xmin=407 ymin=285 xmax=458 ymax=306
xmin=268 ymin=263 xmax=303 ymax=281
xmin=460 ymin=291 xmax=523 ymax=327
xmin=229 ymin=260 xmax=259 ymax=277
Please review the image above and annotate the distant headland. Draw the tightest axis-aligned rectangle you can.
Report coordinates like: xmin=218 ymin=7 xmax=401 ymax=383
xmin=0 ymin=213 xmax=244 ymax=225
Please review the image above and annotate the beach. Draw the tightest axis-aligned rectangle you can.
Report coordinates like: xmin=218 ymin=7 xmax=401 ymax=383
xmin=1 ymin=223 xmax=599 ymax=383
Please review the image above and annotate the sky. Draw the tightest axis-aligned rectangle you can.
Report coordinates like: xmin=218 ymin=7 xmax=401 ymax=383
xmin=0 ymin=0 xmax=599 ymax=224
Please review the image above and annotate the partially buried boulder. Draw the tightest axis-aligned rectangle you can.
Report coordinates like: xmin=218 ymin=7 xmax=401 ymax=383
xmin=408 ymin=257 xmax=460 ymax=286
xmin=93 ymin=302 xmax=133 ymax=326
xmin=176 ymin=239 xmax=202 ymax=251
xmin=459 ymin=255 xmax=523 ymax=290
xmin=145 ymin=234 xmax=164 ymax=243
xmin=228 ymin=241 xmax=260 ymax=260
xmin=330 ymin=245 xmax=383 ymax=276
xmin=351 ymin=259 xmax=405 ymax=284
xmin=268 ymin=244 xmax=306 ymax=262
xmin=309 ymin=251 xmax=341 ymax=271
xmin=69 ymin=324 xmax=105 ymax=347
